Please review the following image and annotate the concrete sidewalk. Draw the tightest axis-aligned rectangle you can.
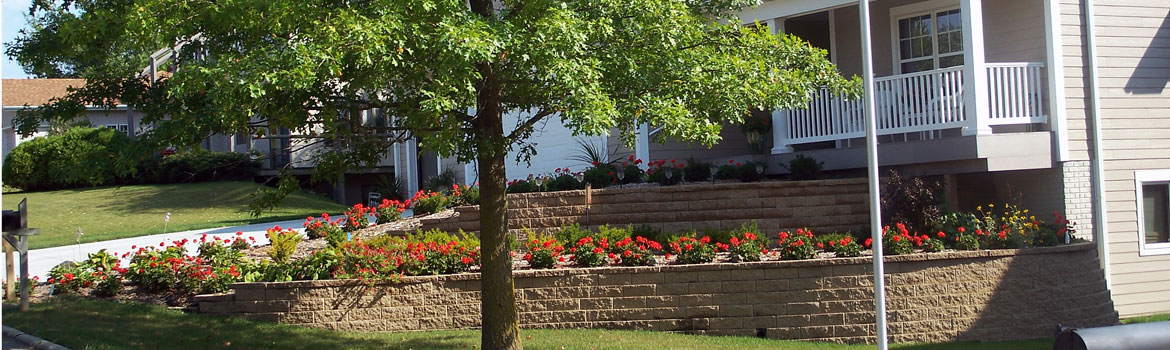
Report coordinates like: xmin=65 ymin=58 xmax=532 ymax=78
xmin=2 ymin=218 xmax=303 ymax=281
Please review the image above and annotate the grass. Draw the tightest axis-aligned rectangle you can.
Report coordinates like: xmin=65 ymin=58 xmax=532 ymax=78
xmin=1121 ymin=313 xmax=1170 ymax=324
xmin=2 ymin=296 xmax=1053 ymax=350
xmin=1 ymin=181 xmax=346 ymax=249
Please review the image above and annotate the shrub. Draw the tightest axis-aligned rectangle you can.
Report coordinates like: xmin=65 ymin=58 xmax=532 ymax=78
xmin=631 ymin=225 xmax=671 ymax=247
xmin=683 ymin=158 xmax=713 ymax=182
xmin=553 ymin=223 xmax=594 ymax=246
xmin=376 ymin=174 xmax=406 ymax=201
xmin=374 ymin=199 xmax=408 ymax=224
xmin=2 ymin=126 xmax=134 ymax=190
xmin=737 ymin=161 xmax=768 ymax=182
xmin=611 ymin=236 xmax=660 ymax=266
xmin=646 ymin=160 xmax=683 ymax=186
xmin=303 ymin=214 xmax=344 ymax=240
xmin=524 ymin=237 xmax=564 ymax=269
xmin=404 ymin=239 xmax=480 ymax=275
xmin=448 ymin=184 xmax=480 ymax=206
xmin=546 ymin=172 xmax=582 ymax=192
xmin=47 ymin=262 xmax=86 ymax=293
xmin=783 ymin=154 xmax=824 ymax=181
xmin=832 ymin=236 xmax=862 ymax=257
xmin=156 ymin=150 xmax=258 ymax=184
xmin=506 ymin=178 xmax=539 ymax=193
xmin=920 ymin=236 xmax=945 ymax=253
xmin=777 ymin=229 xmax=817 ymax=260
xmin=876 ymin=224 xmax=914 ymax=255
xmin=583 ymin=163 xmax=618 ymax=188
xmin=728 ymin=232 xmax=765 ymax=262
xmin=412 ymin=191 xmax=449 ymax=216
xmin=422 ymin=168 xmax=456 ymax=193
xmin=266 ymin=227 xmax=303 ymax=263
xmin=595 ymin=225 xmax=633 ymax=243
xmin=618 ymin=164 xmax=644 ymax=184
xmin=715 ymin=160 xmax=741 ymax=180
xmin=815 ymin=232 xmax=851 ymax=253
xmin=92 ymin=271 xmax=124 ymax=297
xmin=881 ymin=170 xmax=943 ymax=233
xmin=569 ymin=236 xmax=609 ymax=267
xmin=342 ymin=204 xmax=372 ymax=231
xmin=670 ymin=235 xmax=720 ymax=265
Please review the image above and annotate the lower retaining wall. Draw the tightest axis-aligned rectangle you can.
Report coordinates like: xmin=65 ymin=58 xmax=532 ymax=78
xmin=196 ymin=243 xmax=1117 ymax=343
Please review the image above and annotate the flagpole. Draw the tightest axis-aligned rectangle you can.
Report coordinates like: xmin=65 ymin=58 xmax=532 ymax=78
xmin=857 ymin=0 xmax=888 ymax=348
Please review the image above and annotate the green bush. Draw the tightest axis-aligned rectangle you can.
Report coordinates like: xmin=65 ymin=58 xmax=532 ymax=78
xmin=647 ymin=166 xmax=682 ymax=186
xmin=582 ymin=164 xmax=617 ymax=188
xmin=267 ymin=228 xmax=303 ymax=263
xmin=714 ymin=163 xmax=740 ymax=180
xmin=545 ymin=174 xmax=582 ymax=192
xmin=506 ymin=178 xmax=539 ymax=193
xmin=553 ymin=223 xmax=594 ymax=246
xmin=413 ymin=191 xmax=450 ymax=215
xmin=3 ymin=127 xmax=134 ymax=191
xmin=156 ymin=150 xmax=258 ymax=184
xmin=683 ymin=158 xmax=713 ymax=182
xmin=783 ymin=154 xmax=824 ymax=181
xmin=619 ymin=164 xmax=644 ymax=184
xmin=737 ymin=161 xmax=767 ymax=182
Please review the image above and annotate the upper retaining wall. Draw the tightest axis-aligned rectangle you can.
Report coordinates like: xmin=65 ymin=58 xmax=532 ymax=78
xmin=196 ymin=243 xmax=1117 ymax=344
xmin=419 ymin=178 xmax=871 ymax=237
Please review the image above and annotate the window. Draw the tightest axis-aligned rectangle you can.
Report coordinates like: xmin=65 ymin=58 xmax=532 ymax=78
xmin=895 ymin=8 xmax=963 ymax=73
xmin=105 ymin=124 xmax=129 ymax=135
xmin=1136 ymin=170 xmax=1170 ymax=255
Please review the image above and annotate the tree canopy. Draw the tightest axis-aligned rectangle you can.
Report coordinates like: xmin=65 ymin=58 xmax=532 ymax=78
xmin=9 ymin=0 xmax=857 ymax=349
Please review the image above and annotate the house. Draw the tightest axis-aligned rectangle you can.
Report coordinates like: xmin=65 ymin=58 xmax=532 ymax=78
xmin=423 ymin=0 xmax=1169 ymax=318
xmin=1 ymin=77 xmax=401 ymax=207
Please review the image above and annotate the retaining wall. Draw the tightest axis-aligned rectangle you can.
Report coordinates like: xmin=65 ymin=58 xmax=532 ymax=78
xmin=195 ymin=243 xmax=1117 ymax=344
xmin=416 ymin=178 xmax=871 ymax=237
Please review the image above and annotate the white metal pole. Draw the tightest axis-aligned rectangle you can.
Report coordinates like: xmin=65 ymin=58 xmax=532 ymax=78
xmin=858 ymin=0 xmax=888 ymax=348
xmin=1083 ymin=0 xmax=1111 ymax=290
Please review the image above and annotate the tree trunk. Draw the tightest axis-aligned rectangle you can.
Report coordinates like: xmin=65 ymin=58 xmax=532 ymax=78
xmin=477 ymin=144 xmax=520 ymax=350
xmin=468 ymin=0 xmax=520 ymax=346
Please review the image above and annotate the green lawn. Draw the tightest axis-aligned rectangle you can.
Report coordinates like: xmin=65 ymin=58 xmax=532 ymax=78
xmin=1121 ymin=313 xmax=1170 ymax=324
xmin=1 ymin=182 xmax=345 ymax=249
xmin=2 ymin=296 xmax=1052 ymax=350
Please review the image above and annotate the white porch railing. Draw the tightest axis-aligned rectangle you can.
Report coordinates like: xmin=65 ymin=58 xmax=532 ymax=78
xmin=776 ymin=62 xmax=1046 ymax=150
xmin=986 ymin=62 xmax=1048 ymax=125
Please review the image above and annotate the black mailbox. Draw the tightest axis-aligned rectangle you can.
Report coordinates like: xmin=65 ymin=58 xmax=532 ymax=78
xmin=1053 ymin=322 xmax=1170 ymax=350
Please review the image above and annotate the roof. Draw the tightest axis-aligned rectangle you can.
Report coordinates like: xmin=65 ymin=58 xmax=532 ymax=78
xmin=2 ymin=78 xmax=87 ymax=107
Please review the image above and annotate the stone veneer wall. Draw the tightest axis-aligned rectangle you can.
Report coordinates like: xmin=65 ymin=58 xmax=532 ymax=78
xmin=415 ymin=178 xmax=870 ymax=238
xmin=196 ymin=243 xmax=1117 ymax=344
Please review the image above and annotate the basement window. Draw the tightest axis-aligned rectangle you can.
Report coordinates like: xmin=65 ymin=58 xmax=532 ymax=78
xmin=1136 ymin=170 xmax=1170 ymax=256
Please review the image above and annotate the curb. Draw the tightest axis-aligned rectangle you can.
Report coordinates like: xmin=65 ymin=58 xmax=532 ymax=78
xmin=2 ymin=326 xmax=70 ymax=350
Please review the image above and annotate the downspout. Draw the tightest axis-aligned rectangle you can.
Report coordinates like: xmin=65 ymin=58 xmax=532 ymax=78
xmin=1083 ymin=0 xmax=1111 ymax=290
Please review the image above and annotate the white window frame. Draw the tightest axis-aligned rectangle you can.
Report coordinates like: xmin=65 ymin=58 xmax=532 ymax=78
xmin=105 ymin=123 xmax=129 ymax=135
xmin=890 ymin=0 xmax=963 ymax=75
xmin=1135 ymin=169 xmax=1170 ymax=256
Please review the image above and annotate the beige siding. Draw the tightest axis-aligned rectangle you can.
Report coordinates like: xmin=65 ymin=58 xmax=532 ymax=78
xmin=830 ymin=0 xmax=1046 ymax=78
xmin=1062 ymin=0 xmax=1170 ymax=317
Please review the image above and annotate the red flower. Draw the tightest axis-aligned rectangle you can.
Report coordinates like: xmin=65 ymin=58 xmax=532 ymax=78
xmin=816 ymin=242 xmax=824 ymax=249
xmin=864 ymin=238 xmax=873 ymax=247
xmin=892 ymin=235 xmax=901 ymax=242
xmin=937 ymin=231 xmax=946 ymax=238
xmin=958 ymin=227 xmax=966 ymax=233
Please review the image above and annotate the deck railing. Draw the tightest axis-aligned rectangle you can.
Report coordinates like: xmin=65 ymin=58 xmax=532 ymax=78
xmin=776 ymin=62 xmax=1046 ymax=150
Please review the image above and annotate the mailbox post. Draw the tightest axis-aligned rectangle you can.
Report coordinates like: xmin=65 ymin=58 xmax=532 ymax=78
xmin=3 ymin=198 xmax=39 ymax=311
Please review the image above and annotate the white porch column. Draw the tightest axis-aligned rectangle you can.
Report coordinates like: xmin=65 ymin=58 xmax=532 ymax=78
xmin=771 ymin=110 xmax=793 ymax=154
xmin=635 ymin=123 xmax=650 ymax=165
xmin=1043 ymin=0 xmax=1069 ymax=161
xmin=960 ymin=0 xmax=991 ymax=136
xmin=768 ymin=18 xmax=794 ymax=155
xmin=464 ymin=162 xmax=476 ymax=185
xmin=405 ymin=139 xmax=419 ymax=195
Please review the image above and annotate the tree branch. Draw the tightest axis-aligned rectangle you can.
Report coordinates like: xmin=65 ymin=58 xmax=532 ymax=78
xmin=505 ymin=108 xmax=556 ymax=142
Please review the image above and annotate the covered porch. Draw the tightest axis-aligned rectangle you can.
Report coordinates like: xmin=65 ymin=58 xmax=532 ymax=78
xmin=736 ymin=0 xmax=1063 ymax=159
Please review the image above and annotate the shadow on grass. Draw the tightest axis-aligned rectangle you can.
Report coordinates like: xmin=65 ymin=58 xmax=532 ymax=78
xmin=3 ymin=296 xmax=475 ymax=350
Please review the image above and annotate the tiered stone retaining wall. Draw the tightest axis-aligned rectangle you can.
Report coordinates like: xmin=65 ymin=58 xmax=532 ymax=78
xmin=417 ymin=178 xmax=871 ymax=237
xmin=196 ymin=243 xmax=1117 ymax=344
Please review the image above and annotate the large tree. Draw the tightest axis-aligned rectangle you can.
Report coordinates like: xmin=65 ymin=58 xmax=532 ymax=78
xmin=9 ymin=0 xmax=856 ymax=348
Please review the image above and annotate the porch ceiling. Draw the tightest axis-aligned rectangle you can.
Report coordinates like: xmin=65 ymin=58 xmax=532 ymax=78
xmin=738 ymin=0 xmax=861 ymax=23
